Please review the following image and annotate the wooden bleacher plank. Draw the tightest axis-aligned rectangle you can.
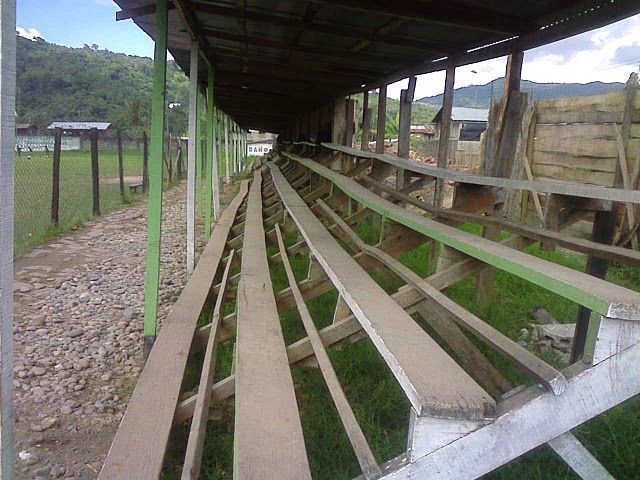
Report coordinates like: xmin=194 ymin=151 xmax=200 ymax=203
xmin=274 ymin=224 xmax=381 ymax=479
xmin=285 ymin=152 xmax=640 ymax=321
xmin=181 ymin=249 xmax=235 ymax=480
xmin=99 ymin=181 xmax=249 ymax=480
xmin=320 ymin=142 xmax=640 ymax=204
xmin=269 ymin=164 xmax=495 ymax=420
xmin=234 ymin=170 xmax=312 ymax=479
xmin=316 ymin=199 xmax=567 ymax=396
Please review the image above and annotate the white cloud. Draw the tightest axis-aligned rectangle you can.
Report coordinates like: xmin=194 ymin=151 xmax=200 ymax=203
xmin=387 ymin=13 xmax=640 ymax=101
xmin=16 ymin=27 xmax=44 ymax=41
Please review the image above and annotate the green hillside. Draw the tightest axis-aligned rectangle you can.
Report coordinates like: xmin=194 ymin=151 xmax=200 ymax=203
xmin=16 ymin=36 xmax=189 ymax=139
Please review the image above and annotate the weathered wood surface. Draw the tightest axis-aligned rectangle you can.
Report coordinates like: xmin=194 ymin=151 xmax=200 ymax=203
xmin=535 ymin=90 xmax=631 ymax=124
xmin=320 ymin=143 xmax=640 ymax=204
xmin=547 ymin=433 xmax=615 ymax=480
xmin=270 ymin=163 xmax=495 ymax=420
xmin=384 ymin=341 xmax=640 ymax=480
xmin=274 ymin=224 xmax=381 ymax=479
xmin=177 ymin=235 xmax=535 ymax=423
xmin=234 ymin=170 xmax=312 ymax=480
xmin=286 ymin=152 xmax=640 ymax=320
xmin=317 ymin=200 xmax=566 ymax=396
xmin=362 ymin=174 xmax=640 ymax=267
xmin=99 ymin=181 xmax=249 ymax=480
xmin=181 ymin=250 xmax=235 ymax=480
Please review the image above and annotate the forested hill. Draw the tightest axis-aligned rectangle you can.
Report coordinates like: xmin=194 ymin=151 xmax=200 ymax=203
xmin=16 ymin=36 xmax=189 ymax=138
xmin=417 ymin=78 xmax=624 ymax=108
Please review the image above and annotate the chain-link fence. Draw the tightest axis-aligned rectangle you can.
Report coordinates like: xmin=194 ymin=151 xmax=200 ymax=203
xmin=14 ymin=129 xmax=154 ymax=256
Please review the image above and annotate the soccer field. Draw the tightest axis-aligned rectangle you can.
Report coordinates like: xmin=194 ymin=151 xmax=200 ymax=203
xmin=14 ymin=149 xmax=146 ymax=255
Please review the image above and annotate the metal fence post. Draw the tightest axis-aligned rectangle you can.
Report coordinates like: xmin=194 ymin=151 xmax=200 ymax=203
xmin=117 ymin=127 xmax=125 ymax=197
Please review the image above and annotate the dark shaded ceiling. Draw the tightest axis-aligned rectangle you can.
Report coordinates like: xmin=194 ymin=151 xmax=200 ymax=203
xmin=114 ymin=0 xmax=640 ymax=133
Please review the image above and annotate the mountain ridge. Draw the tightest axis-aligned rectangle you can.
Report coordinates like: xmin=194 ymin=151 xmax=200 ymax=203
xmin=417 ymin=78 xmax=625 ymax=109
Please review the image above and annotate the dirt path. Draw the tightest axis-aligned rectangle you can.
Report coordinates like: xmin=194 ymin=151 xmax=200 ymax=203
xmin=13 ymin=184 xmax=208 ymax=479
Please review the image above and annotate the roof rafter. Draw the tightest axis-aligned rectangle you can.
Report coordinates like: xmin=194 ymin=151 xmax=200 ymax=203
xmin=310 ymin=0 xmax=534 ymax=34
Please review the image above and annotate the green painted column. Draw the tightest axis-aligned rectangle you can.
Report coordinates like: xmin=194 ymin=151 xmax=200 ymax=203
xmin=143 ymin=0 xmax=168 ymax=357
xmin=216 ymin=108 xmax=224 ymax=181
xmin=196 ymin=94 xmax=203 ymax=218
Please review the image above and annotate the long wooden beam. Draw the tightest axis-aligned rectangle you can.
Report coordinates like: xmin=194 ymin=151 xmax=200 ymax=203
xmin=99 ymin=181 xmax=249 ymax=480
xmin=316 ymin=200 xmax=566 ymax=395
xmin=270 ymin=163 xmax=494 ymax=419
xmin=321 ymin=143 xmax=640 ymax=205
xmin=274 ymin=224 xmax=381 ymax=479
xmin=285 ymin=152 xmax=640 ymax=320
xmin=361 ymin=175 xmax=640 ymax=268
xmin=234 ymin=171 xmax=312 ymax=479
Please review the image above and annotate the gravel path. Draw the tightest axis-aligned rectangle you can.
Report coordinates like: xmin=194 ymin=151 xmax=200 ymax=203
xmin=12 ymin=184 xmax=205 ymax=479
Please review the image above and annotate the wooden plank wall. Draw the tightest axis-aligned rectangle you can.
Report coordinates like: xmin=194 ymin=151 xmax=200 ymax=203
xmin=530 ymin=90 xmax=640 ymax=188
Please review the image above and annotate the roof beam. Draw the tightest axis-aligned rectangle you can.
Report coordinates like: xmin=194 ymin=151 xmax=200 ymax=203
xmin=310 ymin=0 xmax=533 ymax=34
xmin=200 ymin=28 xmax=406 ymax=64
xmin=115 ymin=4 xmax=175 ymax=21
xmin=190 ymin=2 xmax=449 ymax=53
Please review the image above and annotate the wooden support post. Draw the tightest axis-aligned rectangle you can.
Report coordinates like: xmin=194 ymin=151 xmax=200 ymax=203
xmin=361 ymin=90 xmax=371 ymax=151
xmin=224 ymin=114 xmax=230 ymax=181
xmin=90 ymin=127 xmax=100 ymax=216
xmin=142 ymin=130 xmax=149 ymax=193
xmin=209 ymin=69 xmax=220 ymax=223
xmin=571 ymin=210 xmax=617 ymax=363
xmin=117 ymin=127 xmax=125 ymax=197
xmin=376 ymin=86 xmax=386 ymax=154
xmin=346 ymin=98 xmax=356 ymax=149
xmin=547 ymin=432 xmax=615 ymax=480
xmin=142 ymin=0 xmax=168 ymax=357
xmin=186 ymin=41 xmax=199 ymax=275
xmin=474 ymin=51 xmax=524 ymax=316
xmin=0 ymin=1 xmax=16 ymax=475
xmin=396 ymin=76 xmax=416 ymax=191
xmin=331 ymin=97 xmax=347 ymax=170
xmin=51 ymin=127 xmax=62 ymax=225
xmin=434 ymin=63 xmax=455 ymax=207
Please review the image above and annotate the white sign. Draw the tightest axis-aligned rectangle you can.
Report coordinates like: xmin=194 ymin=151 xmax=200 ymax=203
xmin=248 ymin=143 xmax=272 ymax=156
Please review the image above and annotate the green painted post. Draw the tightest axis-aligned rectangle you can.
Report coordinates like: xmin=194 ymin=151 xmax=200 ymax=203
xmin=205 ymin=67 xmax=214 ymax=238
xmin=196 ymin=94 xmax=203 ymax=217
xmin=217 ymin=109 xmax=225 ymax=182
xmin=142 ymin=0 xmax=168 ymax=358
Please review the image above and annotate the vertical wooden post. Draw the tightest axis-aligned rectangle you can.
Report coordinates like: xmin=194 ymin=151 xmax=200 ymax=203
xmin=376 ymin=86 xmax=387 ymax=154
xmin=207 ymin=65 xmax=220 ymax=225
xmin=205 ymin=68 xmax=214 ymax=238
xmin=571 ymin=73 xmax=638 ymax=362
xmin=571 ymin=211 xmax=617 ymax=362
xmin=51 ymin=128 xmax=62 ymax=225
xmin=216 ymin=109 xmax=224 ymax=182
xmin=361 ymin=90 xmax=371 ymax=151
xmin=186 ymin=41 xmax=199 ymax=274
xmin=0 ymin=1 xmax=16 ymax=476
xmin=474 ymin=51 xmax=525 ymax=317
xmin=196 ymin=95 xmax=203 ymax=217
xmin=90 ymin=127 xmax=100 ymax=216
xmin=434 ymin=63 xmax=455 ymax=207
xmin=117 ymin=127 xmax=125 ymax=197
xmin=396 ymin=76 xmax=417 ymax=190
xmin=143 ymin=0 xmax=168 ymax=357
xmin=142 ymin=130 xmax=149 ymax=193
xmin=345 ymin=98 xmax=356 ymax=149
xmin=224 ymin=114 xmax=230 ymax=179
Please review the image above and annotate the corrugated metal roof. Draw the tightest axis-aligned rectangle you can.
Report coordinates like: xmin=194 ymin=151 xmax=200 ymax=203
xmin=47 ymin=122 xmax=111 ymax=131
xmin=113 ymin=0 xmax=640 ymax=133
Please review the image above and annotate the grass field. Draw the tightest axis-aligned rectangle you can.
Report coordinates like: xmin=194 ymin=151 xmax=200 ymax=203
xmin=162 ymin=214 xmax=640 ymax=479
xmin=14 ymin=149 xmax=146 ymax=255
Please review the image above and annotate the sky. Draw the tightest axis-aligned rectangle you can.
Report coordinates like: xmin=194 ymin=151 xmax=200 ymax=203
xmin=17 ymin=1 xmax=640 ymax=100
